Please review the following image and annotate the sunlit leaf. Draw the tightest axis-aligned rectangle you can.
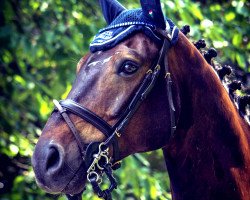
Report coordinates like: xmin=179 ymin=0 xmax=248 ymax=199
xmin=191 ymin=4 xmax=203 ymax=20
xmin=232 ymin=34 xmax=243 ymax=46
xmin=225 ymin=12 xmax=236 ymax=21
xmin=9 ymin=144 xmax=19 ymax=156
xmin=236 ymin=53 xmax=245 ymax=68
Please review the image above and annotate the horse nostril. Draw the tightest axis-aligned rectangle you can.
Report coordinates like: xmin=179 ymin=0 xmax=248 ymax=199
xmin=45 ymin=146 xmax=62 ymax=174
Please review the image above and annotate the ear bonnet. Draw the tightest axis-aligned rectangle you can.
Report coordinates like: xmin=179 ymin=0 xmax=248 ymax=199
xmin=90 ymin=0 xmax=179 ymax=53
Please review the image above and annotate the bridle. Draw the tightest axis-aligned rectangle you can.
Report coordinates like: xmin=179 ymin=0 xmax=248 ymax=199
xmin=53 ymin=30 xmax=176 ymax=200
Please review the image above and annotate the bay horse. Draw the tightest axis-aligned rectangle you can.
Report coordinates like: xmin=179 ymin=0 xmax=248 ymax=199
xmin=32 ymin=0 xmax=250 ymax=200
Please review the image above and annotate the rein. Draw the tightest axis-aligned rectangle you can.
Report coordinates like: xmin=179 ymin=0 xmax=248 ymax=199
xmin=53 ymin=30 xmax=176 ymax=200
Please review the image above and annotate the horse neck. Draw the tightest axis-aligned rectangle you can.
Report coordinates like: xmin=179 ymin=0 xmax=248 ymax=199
xmin=163 ymin=33 xmax=250 ymax=200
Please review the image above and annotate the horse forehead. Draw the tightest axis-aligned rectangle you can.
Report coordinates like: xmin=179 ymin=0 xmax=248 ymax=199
xmin=124 ymin=33 xmax=158 ymax=53
xmin=85 ymin=33 xmax=158 ymax=68
xmin=99 ymin=33 xmax=157 ymax=55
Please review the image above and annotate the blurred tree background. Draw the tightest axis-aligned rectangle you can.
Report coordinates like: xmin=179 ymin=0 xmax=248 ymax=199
xmin=0 ymin=0 xmax=249 ymax=199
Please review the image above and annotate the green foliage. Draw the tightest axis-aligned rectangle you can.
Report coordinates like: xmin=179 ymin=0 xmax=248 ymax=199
xmin=162 ymin=0 xmax=250 ymax=70
xmin=0 ymin=0 xmax=249 ymax=199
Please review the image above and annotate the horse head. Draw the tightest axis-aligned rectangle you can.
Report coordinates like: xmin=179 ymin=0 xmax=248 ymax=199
xmin=32 ymin=0 xmax=250 ymax=199
xmin=32 ymin=0 xmax=179 ymax=198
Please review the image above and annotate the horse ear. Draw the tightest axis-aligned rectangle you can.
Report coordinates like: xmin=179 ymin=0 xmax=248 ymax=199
xmin=99 ymin=0 xmax=126 ymax=24
xmin=140 ymin=0 xmax=166 ymax=29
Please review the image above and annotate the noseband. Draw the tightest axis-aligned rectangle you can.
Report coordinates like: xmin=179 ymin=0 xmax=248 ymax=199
xmin=53 ymin=31 xmax=176 ymax=200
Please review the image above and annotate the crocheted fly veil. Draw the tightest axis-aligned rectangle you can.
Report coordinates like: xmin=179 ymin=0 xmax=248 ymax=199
xmin=90 ymin=0 xmax=179 ymax=53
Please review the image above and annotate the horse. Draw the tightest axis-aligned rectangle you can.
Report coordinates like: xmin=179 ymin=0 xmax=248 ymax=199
xmin=32 ymin=0 xmax=250 ymax=199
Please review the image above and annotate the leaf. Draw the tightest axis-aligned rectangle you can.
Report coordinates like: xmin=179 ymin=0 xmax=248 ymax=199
xmin=225 ymin=12 xmax=236 ymax=21
xmin=232 ymin=34 xmax=243 ymax=46
xmin=9 ymin=144 xmax=19 ymax=156
xmin=235 ymin=53 xmax=245 ymax=68
xmin=191 ymin=4 xmax=203 ymax=20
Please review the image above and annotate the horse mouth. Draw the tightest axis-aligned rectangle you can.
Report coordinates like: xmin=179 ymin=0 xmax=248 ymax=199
xmin=33 ymin=159 xmax=87 ymax=196
xmin=60 ymin=163 xmax=87 ymax=195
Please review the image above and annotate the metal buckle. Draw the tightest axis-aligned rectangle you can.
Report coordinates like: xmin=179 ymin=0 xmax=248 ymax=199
xmin=155 ymin=64 xmax=161 ymax=71
xmin=165 ymin=72 xmax=171 ymax=79
xmin=146 ymin=69 xmax=153 ymax=74
xmin=115 ymin=129 xmax=121 ymax=138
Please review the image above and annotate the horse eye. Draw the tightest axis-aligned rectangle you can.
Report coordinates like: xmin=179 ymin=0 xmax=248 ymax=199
xmin=119 ymin=61 xmax=139 ymax=76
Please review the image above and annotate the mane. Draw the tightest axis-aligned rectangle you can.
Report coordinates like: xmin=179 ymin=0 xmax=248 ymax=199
xmin=181 ymin=25 xmax=250 ymax=125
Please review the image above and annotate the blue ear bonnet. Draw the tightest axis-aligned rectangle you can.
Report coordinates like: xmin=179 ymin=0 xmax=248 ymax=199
xmin=90 ymin=8 xmax=179 ymax=53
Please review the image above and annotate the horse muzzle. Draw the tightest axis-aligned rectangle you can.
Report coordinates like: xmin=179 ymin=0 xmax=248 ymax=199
xmin=32 ymin=138 xmax=87 ymax=195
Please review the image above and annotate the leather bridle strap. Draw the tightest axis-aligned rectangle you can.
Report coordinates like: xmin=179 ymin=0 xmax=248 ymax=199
xmin=53 ymin=100 xmax=86 ymax=157
xmin=164 ymin=42 xmax=176 ymax=136
xmin=157 ymin=30 xmax=176 ymax=135
xmin=59 ymin=100 xmax=113 ymax=138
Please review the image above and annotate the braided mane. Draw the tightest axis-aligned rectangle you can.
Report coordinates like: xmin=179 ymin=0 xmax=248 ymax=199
xmin=181 ymin=25 xmax=250 ymax=125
